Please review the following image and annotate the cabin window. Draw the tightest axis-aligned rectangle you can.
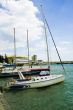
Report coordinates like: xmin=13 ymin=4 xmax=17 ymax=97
xmin=32 ymin=78 xmax=35 ymax=81
xmin=41 ymin=78 xmax=43 ymax=79
xmin=40 ymin=71 xmax=49 ymax=75
xmin=37 ymin=79 xmax=39 ymax=80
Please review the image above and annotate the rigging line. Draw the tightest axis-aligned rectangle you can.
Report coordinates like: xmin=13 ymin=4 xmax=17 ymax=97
xmin=40 ymin=5 xmax=66 ymax=74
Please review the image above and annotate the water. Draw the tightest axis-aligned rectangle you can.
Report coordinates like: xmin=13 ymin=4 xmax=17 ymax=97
xmin=0 ymin=64 xmax=73 ymax=110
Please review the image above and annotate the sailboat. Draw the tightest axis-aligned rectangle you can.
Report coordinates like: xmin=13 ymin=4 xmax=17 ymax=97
xmin=9 ymin=6 xmax=65 ymax=89
xmin=9 ymin=71 xmax=64 ymax=89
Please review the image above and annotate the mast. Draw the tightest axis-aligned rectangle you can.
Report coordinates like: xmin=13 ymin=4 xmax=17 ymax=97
xmin=14 ymin=28 xmax=16 ymax=64
xmin=40 ymin=5 xmax=66 ymax=74
xmin=41 ymin=5 xmax=50 ymax=71
xmin=5 ymin=0 xmax=7 ymax=4
xmin=27 ymin=30 xmax=30 ymax=67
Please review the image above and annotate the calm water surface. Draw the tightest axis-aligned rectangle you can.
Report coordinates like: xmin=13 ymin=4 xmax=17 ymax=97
xmin=0 ymin=64 xmax=73 ymax=110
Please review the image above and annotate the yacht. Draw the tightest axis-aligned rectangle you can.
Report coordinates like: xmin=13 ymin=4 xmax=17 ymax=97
xmin=9 ymin=70 xmax=65 ymax=89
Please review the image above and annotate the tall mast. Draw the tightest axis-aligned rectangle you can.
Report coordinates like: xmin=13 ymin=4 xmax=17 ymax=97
xmin=40 ymin=5 xmax=66 ymax=74
xmin=44 ymin=23 xmax=50 ymax=70
xmin=14 ymin=28 xmax=16 ymax=64
xmin=41 ymin=5 xmax=50 ymax=70
xmin=5 ymin=0 xmax=7 ymax=4
xmin=27 ymin=30 xmax=30 ymax=67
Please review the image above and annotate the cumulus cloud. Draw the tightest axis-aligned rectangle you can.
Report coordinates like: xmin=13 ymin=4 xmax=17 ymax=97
xmin=0 ymin=0 xmax=45 ymax=58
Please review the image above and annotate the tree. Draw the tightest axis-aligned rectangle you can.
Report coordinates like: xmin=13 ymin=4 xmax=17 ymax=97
xmin=5 ymin=54 xmax=9 ymax=63
xmin=0 ymin=55 xmax=4 ymax=63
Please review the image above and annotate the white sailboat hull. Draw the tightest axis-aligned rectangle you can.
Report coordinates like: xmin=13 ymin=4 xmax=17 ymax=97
xmin=10 ymin=74 xmax=65 ymax=89
xmin=25 ymin=75 xmax=65 ymax=88
xmin=29 ymin=75 xmax=64 ymax=88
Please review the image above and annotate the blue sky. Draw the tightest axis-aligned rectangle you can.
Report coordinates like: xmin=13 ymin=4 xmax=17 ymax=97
xmin=0 ymin=0 xmax=73 ymax=61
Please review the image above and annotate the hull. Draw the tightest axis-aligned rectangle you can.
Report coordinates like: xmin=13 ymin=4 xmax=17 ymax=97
xmin=10 ymin=75 xmax=65 ymax=89
xmin=25 ymin=75 xmax=65 ymax=88
xmin=10 ymin=85 xmax=24 ymax=89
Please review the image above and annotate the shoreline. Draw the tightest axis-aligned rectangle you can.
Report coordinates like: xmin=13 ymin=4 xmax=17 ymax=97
xmin=0 ymin=93 xmax=5 ymax=110
xmin=0 ymin=93 xmax=10 ymax=110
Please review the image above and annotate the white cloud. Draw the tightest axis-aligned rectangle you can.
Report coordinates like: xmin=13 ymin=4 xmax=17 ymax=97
xmin=0 ymin=0 xmax=44 ymax=57
xmin=50 ymin=40 xmax=73 ymax=61
xmin=60 ymin=41 xmax=71 ymax=45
